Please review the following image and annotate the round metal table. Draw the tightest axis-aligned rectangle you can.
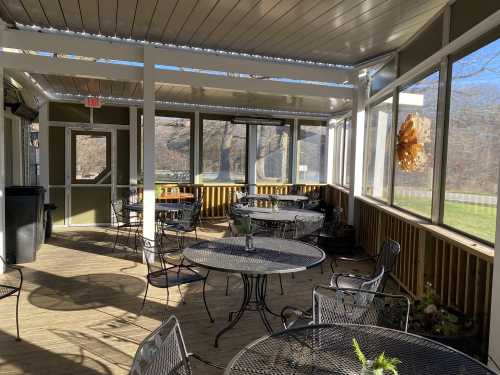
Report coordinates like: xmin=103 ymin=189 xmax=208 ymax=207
xmin=225 ymin=324 xmax=494 ymax=375
xmin=245 ymin=194 xmax=309 ymax=202
xmin=125 ymin=202 xmax=183 ymax=213
xmin=183 ymin=237 xmax=325 ymax=347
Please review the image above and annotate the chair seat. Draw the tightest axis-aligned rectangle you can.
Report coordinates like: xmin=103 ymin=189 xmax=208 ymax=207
xmin=0 ymin=284 xmax=19 ymax=299
xmin=147 ymin=269 xmax=205 ymax=288
xmin=333 ymin=275 xmax=365 ymax=289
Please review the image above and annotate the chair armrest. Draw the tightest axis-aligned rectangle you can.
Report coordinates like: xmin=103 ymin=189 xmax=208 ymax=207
xmin=280 ymin=305 xmax=312 ymax=329
xmin=6 ymin=264 xmax=23 ymax=290
xmin=188 ymin=352 xmax=224 ymax=369
xmin=331 ymin=272 xmax=369 ymax=288
xmin=331 ymin=255 xmax=377 ymax=270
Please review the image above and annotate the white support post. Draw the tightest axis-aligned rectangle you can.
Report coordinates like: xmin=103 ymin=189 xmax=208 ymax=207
xmin=326 ymin=119 xmax=336 ymax=185
xmin=489 ymin=166 xmax=500 ymax=371
xmin=39 ymin=102 xmax=49 ymax=203
xmin=193 ymin=111 xmax=201 ymax=184
xmin=142 ymin=46 xmax=156 ymax=255
xmin=129 ymin=106 xmax=138 ymax=200
xmin=0 ymin=65 xmax=5 ymax=273
xmin=247 ymin=125 xmax=257 ymax=194
xmin=291 ymin=118 xmax=299 ymax=185
xmin=348 ymin=73 xmax=369 ymax=225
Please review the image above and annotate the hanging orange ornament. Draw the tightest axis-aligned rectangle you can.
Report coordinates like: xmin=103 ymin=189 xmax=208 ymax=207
xmin=396 ymin=113 xmax=430 ymax=172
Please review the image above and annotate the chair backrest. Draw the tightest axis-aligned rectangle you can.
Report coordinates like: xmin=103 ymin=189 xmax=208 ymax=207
xmin=313 ymin=286 xmax=410 ymax=332
xmin=138 ymin=235 xmax=173 ymax=276
xmin=234 ymin=190 xmax=246 ymax=202
xmin=330 ymin=266 xmax=385 ymax=299
xmin=290 ymin=215 xmax=319 ymax=240
xmin=229 ymin=214 xmax=253 ymax=235
xmin=375 ymin=239 xmax=401 ymax=290
xmin=130 ymin=315 xmax=191 ymax=375
xmin=111 ymin=199 xmax=127 ymax=222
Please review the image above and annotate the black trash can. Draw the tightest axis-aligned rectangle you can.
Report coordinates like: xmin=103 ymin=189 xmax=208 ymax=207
xmin=5 ymin=186 xmax=45 ymax=264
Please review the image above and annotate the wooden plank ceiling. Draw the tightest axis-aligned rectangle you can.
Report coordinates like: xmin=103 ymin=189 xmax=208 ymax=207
xmin=32 ymin=73 xmax=343 ymax=114
xmin=0 ymin=0 xmax=448 ymax=65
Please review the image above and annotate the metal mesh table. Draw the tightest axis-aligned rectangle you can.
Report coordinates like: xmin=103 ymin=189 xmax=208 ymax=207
xmin=183 ymin=237 xmax=325 ymax=347
xmin=245 ymin=194 xmax=309 ymax=202
xmin=225 ymin=324 xmax=494 ymax=374
xmin=125 ymin=203 xmax=183 ymax=213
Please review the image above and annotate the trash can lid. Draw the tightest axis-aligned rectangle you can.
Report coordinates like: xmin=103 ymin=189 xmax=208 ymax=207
xmin=6 ymin=186 xmax=46 ymax=196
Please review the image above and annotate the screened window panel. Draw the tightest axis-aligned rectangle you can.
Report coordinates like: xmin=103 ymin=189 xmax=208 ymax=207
xmin=393 ymin=71 xmax=439 ymax=218
xmin=297 ymin=125 xmax=327 ymax=184
xmin=256 ymin=124 xmax=291 ymax=184
xmin=201 ymin=120 xmax=246 ymax=183
xmin=363 ymin=98 xmax=393 ymax=201
xmin=443 ymin=38 xmax=500 ymax=243
xmin=155 ymin=116 xmax=191 ymax=183
xmin=343 ymin=118 xmax=352 ymax=188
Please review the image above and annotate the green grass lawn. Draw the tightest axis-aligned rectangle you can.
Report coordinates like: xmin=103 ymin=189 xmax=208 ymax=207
xmin=395 ymin=197 xmax=496 ymax=243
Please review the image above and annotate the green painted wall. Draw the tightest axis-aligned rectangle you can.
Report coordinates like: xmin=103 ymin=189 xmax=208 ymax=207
xmin=49 ymin=126 xmax=66 ymax=185
xmin=71 ymin=187 xmax=111 ymax=224
xmin=49 ymin=187 xmax=66 ymax=225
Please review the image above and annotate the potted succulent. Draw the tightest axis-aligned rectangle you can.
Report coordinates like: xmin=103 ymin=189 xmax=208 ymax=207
xmin=408 ymin=282 xmax=478 ymax=356
xmin=353 ymin=338 xmax=400 ymax=374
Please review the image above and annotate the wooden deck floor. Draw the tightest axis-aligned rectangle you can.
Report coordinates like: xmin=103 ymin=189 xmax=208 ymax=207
xmin=0 ymin=221 xmax=377 ymax=375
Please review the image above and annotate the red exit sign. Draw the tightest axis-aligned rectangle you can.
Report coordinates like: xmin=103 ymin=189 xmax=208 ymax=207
xmin=84 ymin=97 xmax=102 ymax=108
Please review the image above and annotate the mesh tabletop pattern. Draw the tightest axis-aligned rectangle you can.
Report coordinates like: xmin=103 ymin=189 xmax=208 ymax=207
xmin=246 ymin=194 xmax=309 ymax=202
xmin=183 ymin=237 xmax=325 ymax=275
xmin=226 ymin=324 xmax=494 ymax=375
xmin=125 ymin=203 xmax=183 ymax=212
xmin=235 ymin=207 xmax=323 ymax=223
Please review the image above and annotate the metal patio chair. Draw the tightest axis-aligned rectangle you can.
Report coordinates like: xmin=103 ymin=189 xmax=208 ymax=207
xmin=111 ymin=198 xmax=142 ymax=252
xmin=281 ymin=266 xmax=385 ymax=329
xmin=130 ymin=315 xmax=222 ymax=375
xmin=138 ymin=235 xmax=213 ymax=322
xmin=331 ymin=239 xmax=401 ymax=292
xmin=0 ymin=256 xmax=22 ymax=341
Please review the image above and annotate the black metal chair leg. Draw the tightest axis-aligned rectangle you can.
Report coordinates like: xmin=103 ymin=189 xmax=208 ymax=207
xmin=140 ymin=281 xmax=149 ymax=311
xmin=202 ymin=272 xmax=214 ymax=323
xmin=225 ymin=274 xmax=230 ymax=296
xmin=15 ymin=293 xmax=20 ymax=341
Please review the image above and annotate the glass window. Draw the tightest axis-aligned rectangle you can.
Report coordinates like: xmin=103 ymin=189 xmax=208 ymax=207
xmin=332 ymin=120 xmax=344 ymax=186
xmin=201 ymin=119 xmax=246 ymax=183
xmin=343 ymin=117 xmax=352 ymax=187
xmin=363 ymin=98 xmax=393 ymax=201
xmin=393 ymin=71 xmax=439 ymax=218
xmin=155 ymin=116 xmax=191 ymax=183
xmin=443 ymin=38 xmax=500 ymax=243
xmin=297 ymin=124 xmax=327 ymax=183
xmin=256 ymin=124 xmax=291 ymax=183
xmin=72 ymin=131 xmax=111 ymax=184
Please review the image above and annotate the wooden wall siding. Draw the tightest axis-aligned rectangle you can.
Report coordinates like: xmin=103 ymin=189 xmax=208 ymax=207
xmin=356 ymin=197 xmax=494 ymax=338
xmin=380 ymin=213 xmax=420 ymax=297
xmin=324 ymin=185 xmax=349 ymax=222
xmin=357 ymin=200 xmax=380 ymax=257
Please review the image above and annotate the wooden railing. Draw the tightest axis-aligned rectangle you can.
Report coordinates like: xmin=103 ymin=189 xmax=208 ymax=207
xmin=356 ymin=196 xmax=494 ymax=338
xmin=325 ymin=185 xmax=349 ymax=222
xmin=137 ymin=183 xmax=325 ymax=218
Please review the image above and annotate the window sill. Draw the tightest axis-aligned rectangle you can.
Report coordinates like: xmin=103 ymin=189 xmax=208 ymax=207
xmin=357 ymin=195 xmax=494 ymax=260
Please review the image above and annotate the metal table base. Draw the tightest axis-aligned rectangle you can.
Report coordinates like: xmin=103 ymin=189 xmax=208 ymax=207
xmin=215 ymin=274 xmax=278 ymax=347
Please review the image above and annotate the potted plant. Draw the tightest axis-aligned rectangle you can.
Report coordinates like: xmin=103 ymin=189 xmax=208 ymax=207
xmin=353 ymin=338 xmax=400 ymax=374
xmin=270 ymin=196 xmax=280 ymax=212
xmin=408 ymin=282 xmax=478 ymax=356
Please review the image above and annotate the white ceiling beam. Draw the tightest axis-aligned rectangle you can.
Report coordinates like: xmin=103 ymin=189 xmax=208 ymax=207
xmin=0 ymin=52 xmax=352 ymax=99
xmin=2 ymin=28 xmax=352 ymax=84
xmin=155 ymin=69 xmax=352 ymax=99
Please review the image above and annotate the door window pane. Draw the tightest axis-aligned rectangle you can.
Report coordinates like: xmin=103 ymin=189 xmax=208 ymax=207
xmin=155 ymin=116 xmax=191 ymax=183
xmin=363 ymin=98 xmax=393 ymax=201
xmin=73 ymin=132 xmax=110 ymax=184
xmin=343 ymin=118 xmax=352 ymax=187
xmin=298 ymin=124 xmax=327 ymax=183
xmin=444 ymin=38 xmax=500 ymax=243
xmin=201 ymin=119 xmax=246 ymax=183
xmin=256 ymin=125 xmax=291 ymax=183
xmin=393 ymin=71 xmax=439 ymax=217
